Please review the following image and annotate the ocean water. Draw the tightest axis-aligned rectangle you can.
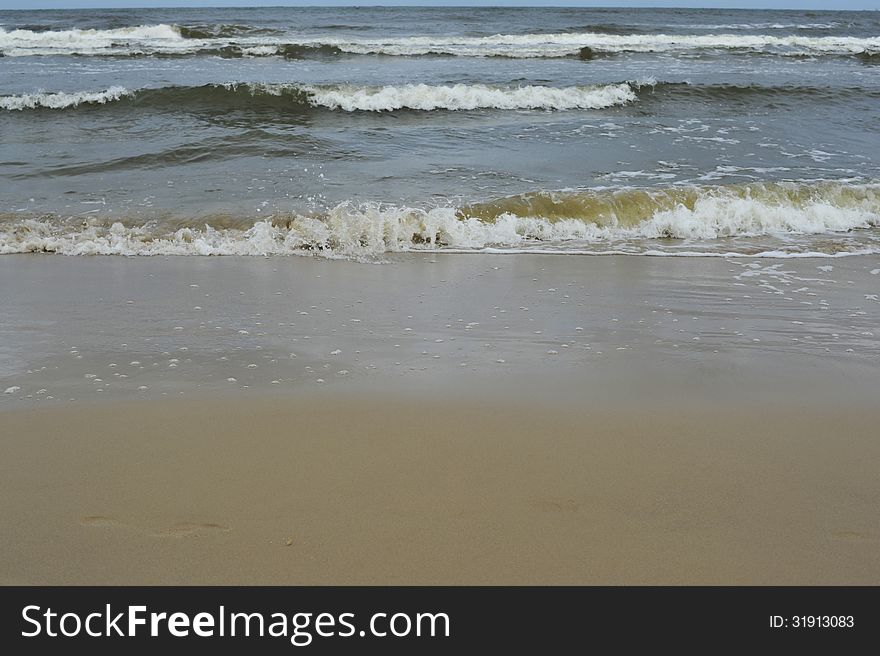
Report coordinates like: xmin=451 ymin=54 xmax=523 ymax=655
xmin=1 ymin=6 xmax=879 ymax=257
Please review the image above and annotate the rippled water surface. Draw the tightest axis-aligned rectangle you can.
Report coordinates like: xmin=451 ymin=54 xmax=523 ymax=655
xmin=1 ymin=7 xmax=879 ymax=256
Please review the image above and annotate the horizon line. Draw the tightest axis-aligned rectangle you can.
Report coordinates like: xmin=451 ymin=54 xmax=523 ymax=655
xmin=1 ymin=4 xmax=878 ymax=10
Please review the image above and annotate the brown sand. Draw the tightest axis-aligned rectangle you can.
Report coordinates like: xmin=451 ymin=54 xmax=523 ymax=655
xmin=1 ymin=391 xmax=878 ymax=585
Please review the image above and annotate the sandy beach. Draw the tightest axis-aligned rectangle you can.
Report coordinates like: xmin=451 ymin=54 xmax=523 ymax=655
xmin=1 ymin=395 xmax=879 ymax=586
xmin=1 ymin=253 xmax=878 ymax=585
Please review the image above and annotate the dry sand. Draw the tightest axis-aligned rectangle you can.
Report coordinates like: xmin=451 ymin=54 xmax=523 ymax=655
xmin=1 ymin=393 xmax=879 ymax=585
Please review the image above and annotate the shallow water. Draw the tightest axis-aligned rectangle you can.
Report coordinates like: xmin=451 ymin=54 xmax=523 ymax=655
xmin=1 ymin=253 xmax=878 ymax=408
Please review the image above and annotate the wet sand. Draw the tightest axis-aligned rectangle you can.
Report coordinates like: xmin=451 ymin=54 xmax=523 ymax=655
xmin=1 ymin=253 xmax=879 ymax=584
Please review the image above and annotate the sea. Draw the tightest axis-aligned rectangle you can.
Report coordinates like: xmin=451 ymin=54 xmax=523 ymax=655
xmin=1 ymin=6 xmax=879 ymax=258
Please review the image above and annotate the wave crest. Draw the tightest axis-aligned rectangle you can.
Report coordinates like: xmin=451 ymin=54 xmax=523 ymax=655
xmin=2 ymin=24 xmax=879 ymax=58
xmin=0 ymin=24 xmax=183 ymax=56
xmin=174 ymin=23 xmax=283 ymax=39
xmin=2 ymin=182 xmax=878 ymax=257
xmin=0 ymin=82 xmax=640 ymax=112
xmin=307 ymin=82 xmax=637 ymax=111
xmin=0 ymin=86 xmax=132 ymax=110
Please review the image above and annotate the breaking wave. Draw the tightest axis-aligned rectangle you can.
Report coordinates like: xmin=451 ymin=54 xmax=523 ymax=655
xmin=174 ymin=23 xmax=284 ymax=39
xmin=0 ymin=24 xmax=184 ymax=56
xmin=0 ymin=86 xmax=131 ymax=110
xmin=0 ymin=82 xmax=640 ymax=112
xmin=6 ymin=79 xmax=879 ymax=114
xmin=2 ymin=24 xmax=879 ymax=58
xmin=2 ymin=182 xmax=878 ymax=258
xmin=306 ymin=82 xmax=637 ymax=111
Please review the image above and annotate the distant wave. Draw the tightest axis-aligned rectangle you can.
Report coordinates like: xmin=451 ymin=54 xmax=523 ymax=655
xmin=308 ymin=33 xmax=880 ymax=58
xmin=1 ymin=24 xmax=878 ymax=58
xmin=0 ymin=82 xmax=640 ymax=113
xmin=2 ymin=182 xmax=878 ymax=257
xmin=0 ymin=24 xmax=183 ymax=56
xmin=174 ymin=23 xmax=284 ymax=39
xmin=666 ymin=22 xmax=843 ymax=30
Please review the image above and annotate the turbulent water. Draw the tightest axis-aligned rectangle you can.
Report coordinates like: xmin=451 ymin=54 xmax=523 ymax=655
xmin=1 ymin=6 xmax=879 ymax=257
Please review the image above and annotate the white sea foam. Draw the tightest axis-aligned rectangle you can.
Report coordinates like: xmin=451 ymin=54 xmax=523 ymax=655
xmin=288 ymin=32 xmax=880 ymax=58
xmin=0 ymin=86 xmax=132 ymax=110
xmin=240 ymin=45 xmax=280 ymax=57
xmin=0 ymin=24 xmax=187 ymax=56
xmin=687 ymin=22 xmax=841 ymax=30
xmin=305 ymin=83 xmax=638 ymax=111
xmin=0 ymin=82 xmax=640 ymax=112
xmin=632 ymin=194 xmax=879 ymax=239
xmin=1 ymin=25 xmax=878 ymax=57
xmin=449 ymin=248 xmax=880 ymax=258
xmin=2 ymin=189 xmax=878 ymax=258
